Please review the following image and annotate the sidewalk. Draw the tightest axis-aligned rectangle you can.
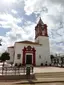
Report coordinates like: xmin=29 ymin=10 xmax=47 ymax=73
xmin=12 ymin=78 xmax=64 ymax=84
xmin=0 ymin=77 xmax=64 ymax=83
xmin=0 ymin=78 xmax=64 ymax=85
xmin=0 ymin=67 xmax=64 ymax=85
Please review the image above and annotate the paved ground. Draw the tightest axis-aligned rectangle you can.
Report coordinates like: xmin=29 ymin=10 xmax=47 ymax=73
xmin=13 ymin=82 xmax=64 ymax=85
xmin=0 ymin=79 xmax=64 ymax=85
xmin=0 ymin=82 xmax=63 ymax=85
xmin=34 ymin=67 xmax=64 ymax=73
xmin=0 ymin=82 xmax=64 ymax=85
xmin=0 ymin=67 xmax=64 ymax=85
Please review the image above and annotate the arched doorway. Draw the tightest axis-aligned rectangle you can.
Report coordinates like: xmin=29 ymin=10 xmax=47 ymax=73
xmin=26 ymin=55 xmax=32 ymax=64
xmin=22 ymin=46 xmax=36 ymax=66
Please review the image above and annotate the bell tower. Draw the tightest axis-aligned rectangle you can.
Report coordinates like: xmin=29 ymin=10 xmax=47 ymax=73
xmin=35 ymin=18 xmax=51 ymax=65
xmin=35 ymin=18 xmax=48 ymax=39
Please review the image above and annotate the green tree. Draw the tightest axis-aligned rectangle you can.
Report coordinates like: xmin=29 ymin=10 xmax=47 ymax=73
xmin=0 ymin=52 xmax=10 ymax=67
xmin=61 ymin=57 xmax=64 ymax=67
xmin=50 ymin=55 xmax=54 ymax=64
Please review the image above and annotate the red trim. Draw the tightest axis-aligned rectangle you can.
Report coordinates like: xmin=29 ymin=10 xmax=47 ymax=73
xmin=22 ymin=46 xmax=36 ymax=66
xmin=33 ymin=48 xmax=36 ymax=66
xmin=25 ymin=51 xmax=33 ymax=53
xmin=44 ymin=24 xmax=48 ymax=36
xmin=22 ymin=47 xmax=26 ymax=65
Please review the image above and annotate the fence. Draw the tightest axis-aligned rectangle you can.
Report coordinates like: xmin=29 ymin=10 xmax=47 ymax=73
xmin=0 ymin=66 xmax=33 ymax=75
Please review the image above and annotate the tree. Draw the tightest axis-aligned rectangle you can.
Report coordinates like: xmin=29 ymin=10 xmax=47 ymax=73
xmin=50 ymin=55 xmax=54 ymax=64
xmin=61 ymin=57 xmax=64 ymax=67
xmin=57 ymin=58 xmax=59 ymax=66
xmin=0 ymin=52 xmax=10 ymax=67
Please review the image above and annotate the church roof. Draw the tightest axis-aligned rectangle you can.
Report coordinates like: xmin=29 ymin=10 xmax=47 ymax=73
xmin=16 ymin=40 xmax=41 ymax=45
xmin=35 ymin=17 xmax=44 ymax=30
xmin=38 ymin=17 xmax=44 ymax=25
xmin=8 ymin=46 xmax=14 ymax=48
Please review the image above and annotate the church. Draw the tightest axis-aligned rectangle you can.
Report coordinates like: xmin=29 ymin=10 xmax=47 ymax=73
xmin=7 ymin=18 xmax=51 ymax=66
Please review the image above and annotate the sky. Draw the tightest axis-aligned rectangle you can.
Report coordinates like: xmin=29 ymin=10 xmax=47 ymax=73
xmin=0 ymin=0 xmax=64 ymax=54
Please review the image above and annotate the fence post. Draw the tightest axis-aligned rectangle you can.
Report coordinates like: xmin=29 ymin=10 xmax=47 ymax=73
xmin=15 ymin=67 xmax=16 ymax=75
xmin=24 ymin=67 xmax=25 ymax=74
xmin=6 ymin=67 xmax=7 ymax=75
xmin=32 ymin=66 xmax=33 ymax=73
xmin=2 ymin=67 xmax=3 ymax=75
xmin=18 ymin=67 xmax=20 ymax=75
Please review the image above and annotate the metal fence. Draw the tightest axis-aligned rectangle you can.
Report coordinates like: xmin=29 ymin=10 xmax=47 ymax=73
xmin=0 ymin=66 xmax=33 ymax=75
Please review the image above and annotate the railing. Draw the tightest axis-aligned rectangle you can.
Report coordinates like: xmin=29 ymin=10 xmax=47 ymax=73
xmin=0 ymin=66 xmax=33 ymax=75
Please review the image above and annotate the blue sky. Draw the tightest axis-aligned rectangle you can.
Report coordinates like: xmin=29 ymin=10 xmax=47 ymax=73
xmin=0 ymin=0 xmax=64 ymax=54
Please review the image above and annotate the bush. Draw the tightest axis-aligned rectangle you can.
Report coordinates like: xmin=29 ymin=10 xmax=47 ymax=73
xmin=49 ymin=64 xmax=51 ymax=66
xmin=41 ymin=63 xmax=43 ymax=66
xmin=45 ymin=63 xmax=47 ymax=66
xmin=15 ymin=63 xmax=17 ymax=67
xmin=45 ymin=61 xmax=47 ymax=66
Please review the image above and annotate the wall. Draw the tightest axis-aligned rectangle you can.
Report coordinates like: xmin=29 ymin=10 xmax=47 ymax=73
xmin=35 ymin=36 xmax=51 ymax=65
xmin=14 ymin=43 xmax=40 ymax=66
xmin=7 ymin=36 xmax=51 ymax=66
xmin=7 ymin=47 xmax=14 ymax=64
xmin=14 ymin=39 xmax=51 ymax=66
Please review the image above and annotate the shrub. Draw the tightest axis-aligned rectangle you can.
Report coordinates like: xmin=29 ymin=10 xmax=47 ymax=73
xmin=41 ymin=63 xmax=43 ymax=66
xmin=15 ymin=63 xmax=17 ymax=67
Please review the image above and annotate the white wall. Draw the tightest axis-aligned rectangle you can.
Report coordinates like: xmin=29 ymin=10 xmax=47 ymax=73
xmin=7 ymin=47 xmax=14 ymax=63
xmin=35 ymin=36 xmax=51 ymax=65
xmin=14 ymin=39 xmax=51 ymax=66
xmin=14 ymin=42 xmax=41 ymax=65
xmin=7 ymin=36 xmax=51 ymax=66
xmin=14 ymin=43 xmax=23 ymax=65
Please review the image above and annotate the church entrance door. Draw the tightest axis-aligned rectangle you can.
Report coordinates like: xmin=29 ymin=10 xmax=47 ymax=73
xmin=26 ymin=55 xmax=32 ymax=64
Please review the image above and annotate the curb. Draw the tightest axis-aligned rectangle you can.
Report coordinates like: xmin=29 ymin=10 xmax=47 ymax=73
xmin=15 ymin=80 xmax=64 ymax=84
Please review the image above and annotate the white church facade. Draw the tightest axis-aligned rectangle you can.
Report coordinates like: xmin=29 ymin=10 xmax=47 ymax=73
xmin=7 ymin=18 xmax=51 ymax=66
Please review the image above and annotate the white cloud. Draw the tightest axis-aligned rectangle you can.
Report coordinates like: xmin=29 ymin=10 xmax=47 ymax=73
xmin=24 ymin=0 xmax=64 ymax=54
xmin=3 ymin=0 xmax=16 ymax=4
xmin=49 ymin=0 xmax=64 ymax=5
xmin=0 ymin=20 xmax=35 ymax=53
xmin=0 ymin=0 xmax=64 ymax=54
xmin=24 ymin=0 xmax=48 ymax=15
xmin=0 ymin=13 xmax=21 ymax=23
xmin=22 ymin=21 xmax=35 ymax=41
xmin=11 ymin=9 xmax=17 ymax=14
xmin=0 ymin=12 xmax=23 ymax=52
xmin=0 ymin=13 xmax=22 ymax=29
